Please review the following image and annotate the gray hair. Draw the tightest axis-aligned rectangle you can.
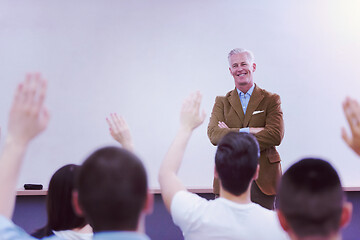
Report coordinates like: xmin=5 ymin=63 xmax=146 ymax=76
xmin=228 ymin=48 xmax=255 ymax=65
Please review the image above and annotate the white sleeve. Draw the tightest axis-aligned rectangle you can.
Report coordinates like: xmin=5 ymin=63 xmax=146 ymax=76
xmin=170 ymin=191 xmax=208 ymax=233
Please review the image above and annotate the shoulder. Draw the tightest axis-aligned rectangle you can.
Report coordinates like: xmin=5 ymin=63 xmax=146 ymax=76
xmin=249 ymin=204 xmax=288 ymax=239
xmin=256 ymin=85 xmax=279 ymax=98
xmin=214 ymin=89 xmax=237 ymax=102
xmin=250 ymin=204 xmax=282 ymax=223
xmin=170 ymin=191 xmax=209 ymax=220
xmin=255 ymin=85 xmax=281 ymax=103
xmin=171 ymin=191 xmax=207 ymax=212
xmin=0 ymin=215 xmax=51 ymax=240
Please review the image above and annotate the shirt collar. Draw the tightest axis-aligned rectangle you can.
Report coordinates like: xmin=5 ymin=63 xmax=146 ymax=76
xmin=236 ymin=84 xmax=255 ymax=97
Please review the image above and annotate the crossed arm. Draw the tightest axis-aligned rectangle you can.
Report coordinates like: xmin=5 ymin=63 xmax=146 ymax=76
xmin=158 ymin=92 xmax=206 ymax=211
xmin=0 ymin=74 xmax=49 ymax=218
xmin=342 ymin=97 xmax=360 ymax=156
xmin=218 ymin=121 xmax=264 ymax=134
xmin=208 ymin=94 xmax=284 ymax=151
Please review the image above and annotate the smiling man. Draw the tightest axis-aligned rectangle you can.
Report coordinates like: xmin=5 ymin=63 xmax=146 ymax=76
xmin=207 ymin=48 xmax=284 ymax=210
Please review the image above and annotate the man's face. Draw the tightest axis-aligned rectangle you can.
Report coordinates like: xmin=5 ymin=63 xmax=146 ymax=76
xmin=229 ymin=52 xmax=256 ymax=91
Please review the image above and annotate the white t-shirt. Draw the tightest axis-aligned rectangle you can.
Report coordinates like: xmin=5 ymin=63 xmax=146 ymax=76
xmin=171 ymin=191 xmax=289 ymax=240
xmin=53 ymin=230 xmax=93 ymax=240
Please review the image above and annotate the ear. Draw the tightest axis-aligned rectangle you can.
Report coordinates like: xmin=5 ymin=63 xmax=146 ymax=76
xmin=253 ymin=165 xmax=259 ymax=180
xmin=72 ymin=190 xmax=84 ymax=217
xmin=229 ymin=67 xmax=232 ymax=75
xmin=144 ymin=191 xmax=154 ymax=215
xmin=252 ymin=63 xmax=256 ymax=72
xmin=214 ymin=166 xmax=219 ymax=179
xmin=277 ymin=210 xmax=290 ymax=232
xmin=339 ymin=202 xmax=353 ymax=229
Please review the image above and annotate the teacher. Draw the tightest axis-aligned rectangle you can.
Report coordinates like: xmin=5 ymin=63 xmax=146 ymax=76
xmin=207 ymin=48 xmax=284 ymax=210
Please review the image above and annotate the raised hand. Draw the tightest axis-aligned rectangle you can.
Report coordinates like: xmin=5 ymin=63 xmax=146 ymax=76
xmin=7 ymin=73 xmax=49 ymax=146
xmin=342 ymin=97 xmax=360 ymax=156
xmin=106 ymin=113 xmax=134 ymax=152
xmin=180 ymin=91 xmax=206 ymax=132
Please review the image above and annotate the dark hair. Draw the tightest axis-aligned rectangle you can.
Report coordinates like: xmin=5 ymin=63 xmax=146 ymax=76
xmin=31 ymin=164 xmax=87 ymax=238
xmin=215 ymin=132 xmax=259 ymax=196
xmin=76 ymin=146 xmax=148 ymax=232
xmin=47 ymin=164 xmax=87 ymax=231
xmin=277 ymin=158 xmax=344 ymax=237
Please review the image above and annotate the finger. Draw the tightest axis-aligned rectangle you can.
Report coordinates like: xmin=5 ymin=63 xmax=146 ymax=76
xmin=348 ymin=101 xmax=360 ymax=129
xmin=110 ymin=113 xmax=120 ymax=133
xmin=188 ymin=92 xmax=196 ymax=111
xmin=116 ymin=115 xmax=126 ymax=127
xmin=343 ymin=99 xmax=356 ymax=133
xmin=39 ymin=107 xmax=50 ymax=131
xmin=33 ymin=74 xmax=47 ymax=114
xmin=18 ymin=74 xmax=32 ymax=106
xmin=114 ymin=114 xmax=127 ymax=131
xmin=350 ymin=98 xmax=360 ymax=126
xmin=182 ymin=95 xmax=192 ymax=112
xmin=194 ymin=91 xmax=202 ymax=113
xmin=106 ymin=116 xmax=116 ymax=133
xmin=12 ymin=83 xmax=24 ymax=109
xmin=218 ymin=122 xmax=226 ymax=128
xmin=106 ymin=117 xmax=112 ymax=127
xmin=342 ymin=127 xmax=353 ymax=147
xmin=113 ymin=113 xmax=121 ymax=126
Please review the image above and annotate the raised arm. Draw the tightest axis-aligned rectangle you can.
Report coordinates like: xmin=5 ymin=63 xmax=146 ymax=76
xmin=106 ymin=113 xmax=134 ymax=152
xmin=342 ymin=97 xmax=360 ymax=156
xmin=0 ymin=74 xmax=49 ymax=218
xmin=158 ymin=92 xmax=206 ymax=211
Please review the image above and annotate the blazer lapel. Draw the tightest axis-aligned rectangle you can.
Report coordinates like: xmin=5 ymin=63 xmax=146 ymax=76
xmin=228 ymin=88 xmax=245 ymax=125
xmin=244 ymin=84 xmax=264 ymax=127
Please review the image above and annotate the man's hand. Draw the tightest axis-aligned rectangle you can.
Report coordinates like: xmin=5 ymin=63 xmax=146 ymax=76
xmin=342 ymin=97 xmax=360 ymax=156
xmin=106 ymin=113 xmax=134 ymax=152
xmin=180 ymin=91 xmax=206 ymax=132
xmin=218 ymin=121 xmax=229 ymax=128
xmin=218 ymin=122 xmax=264 ymax=135
xmin=7 ymin=73 xmax=49 ymax=146
xmin=249 ymin=127 xmax=264 ymax=134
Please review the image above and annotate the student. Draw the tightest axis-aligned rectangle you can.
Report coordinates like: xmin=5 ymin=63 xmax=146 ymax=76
xmin=0 ymin=74 xmax=153 ymax=240
xmin=31 ymin=164 xmax=92 ymax=239
xmin=158 ymin=92 xmax=288 ymax=240
xmin=277 ymin=158 xmax=352 ymax=240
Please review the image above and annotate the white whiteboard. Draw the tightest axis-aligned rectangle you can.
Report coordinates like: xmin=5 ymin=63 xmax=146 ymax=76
xmin=1 ymin=0 xmax=360 ymax=189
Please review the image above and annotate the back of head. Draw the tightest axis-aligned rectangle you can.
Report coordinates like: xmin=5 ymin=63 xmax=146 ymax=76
xmin=215 ymin=132 xmax=259 ymax=196
xmin=76 ymin=146 xmax=148 ymax=232
xmin=47 ymin=164 xmax=86 ymax=231
xmin=278 ymin=158 xmax=344 ymax=238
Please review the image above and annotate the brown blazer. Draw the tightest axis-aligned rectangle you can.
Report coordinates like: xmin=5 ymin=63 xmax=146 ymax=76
xmin=207 ymin=84 xmax=284 ymax=195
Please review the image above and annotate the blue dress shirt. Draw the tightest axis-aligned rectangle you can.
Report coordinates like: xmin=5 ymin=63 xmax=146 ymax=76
xmin=236 ymin=84 xmax=255 ymax=133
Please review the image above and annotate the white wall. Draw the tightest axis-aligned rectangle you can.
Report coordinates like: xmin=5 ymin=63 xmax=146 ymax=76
xmin=1 ymin=0 xmax=360 ymax=189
